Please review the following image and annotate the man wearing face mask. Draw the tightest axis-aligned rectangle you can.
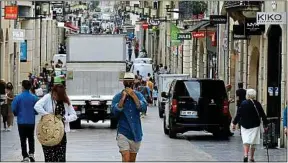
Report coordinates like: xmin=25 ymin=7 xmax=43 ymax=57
xmin=111 ymin=72 xmax=147 ymax=162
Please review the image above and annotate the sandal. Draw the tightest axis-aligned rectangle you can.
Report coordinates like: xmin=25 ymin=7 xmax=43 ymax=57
xmin=250 ymin=159 xmax=255 ymax=162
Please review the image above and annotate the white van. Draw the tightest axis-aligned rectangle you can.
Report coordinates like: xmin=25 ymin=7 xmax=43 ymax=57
xmin=53 ymin=54 xmax=66 ymax=68
xmin=130 ymin=63 xmax=153 ymax=79
xmin=133 ymin=58 xmax=153 ymax=64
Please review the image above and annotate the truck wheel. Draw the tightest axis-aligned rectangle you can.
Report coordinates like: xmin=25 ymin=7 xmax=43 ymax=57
xmin=158 ymin=108 xmax=164 ymax=118
xmin=70 ymin=119 xmax=81 ymax=129
xmin=110 ymin=118 xmax=118 ymax=129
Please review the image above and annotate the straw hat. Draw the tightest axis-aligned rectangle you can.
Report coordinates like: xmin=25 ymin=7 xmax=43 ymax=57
xmin=123 ymin=72 xmax=135 ymax=80
xmin=36 ymin=114 xmax=64 ymax=146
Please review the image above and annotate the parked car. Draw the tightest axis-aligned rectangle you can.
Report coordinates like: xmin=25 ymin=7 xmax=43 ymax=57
xmin=162 ymin=78 xmax=232 ymax=138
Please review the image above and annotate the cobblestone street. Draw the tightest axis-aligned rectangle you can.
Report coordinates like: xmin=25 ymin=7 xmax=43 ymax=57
xmin=1 ymin=106 xmax=287 ymax=162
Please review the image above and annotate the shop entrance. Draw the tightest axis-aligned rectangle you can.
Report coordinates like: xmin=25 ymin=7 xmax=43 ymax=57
xmin=267 ymin=25 xmax=282 ymax=136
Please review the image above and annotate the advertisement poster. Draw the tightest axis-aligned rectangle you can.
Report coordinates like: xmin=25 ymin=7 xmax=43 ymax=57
xmin=20 ymin=40 xmax=27 ymax=62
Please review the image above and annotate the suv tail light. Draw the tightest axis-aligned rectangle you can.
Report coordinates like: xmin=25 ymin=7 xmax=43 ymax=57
xmin=171 ymin=99 xmax=177 ymax=113
xmin=223 ymin=100 xmax=231 ymax=117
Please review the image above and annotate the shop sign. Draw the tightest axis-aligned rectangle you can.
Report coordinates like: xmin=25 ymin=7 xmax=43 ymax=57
xmin=256 ymin=12 xmax=286 ymax=24
xmin=12 ymin=29 xmax=25 ymax=42
xmin=52 ymin=3 xmax=64 ymax=22
xmin=233 ymin=25 xmax=247 ymax=40
xmin=4 ymin=6 xmax=18 ymax=20
xmin=148 ymin=19 xmax=160 ymax=26
xmin=192 ymin=31 xmax=205 ymax=38
xmin=210 ymin=15 xmax=227 ymax=24
xmin=246 ymin=18 xmax=265 ymax=35
xmin=177 ymin=33 xmax=192 ymax=40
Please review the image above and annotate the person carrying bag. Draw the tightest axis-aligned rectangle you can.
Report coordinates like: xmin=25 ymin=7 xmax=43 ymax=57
xmin=34 ymin=84 xmax=77 ymax=162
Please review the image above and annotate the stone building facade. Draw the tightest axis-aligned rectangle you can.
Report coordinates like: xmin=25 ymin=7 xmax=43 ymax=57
xmin=0 ymin=1 xmax=60 ymax=92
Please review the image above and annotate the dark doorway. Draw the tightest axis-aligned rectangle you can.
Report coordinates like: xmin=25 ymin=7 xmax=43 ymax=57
xmin=267 ymin=25 xmax=282 ymax=137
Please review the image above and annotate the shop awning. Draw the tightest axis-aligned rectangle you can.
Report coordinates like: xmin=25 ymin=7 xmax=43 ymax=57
xmin=64 ymin=22 xmax=79 ymax=31
xmin=184 ymin=21 xmax=210 ymax=33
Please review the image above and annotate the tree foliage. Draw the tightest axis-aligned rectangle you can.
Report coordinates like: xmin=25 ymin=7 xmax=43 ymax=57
xmin=90 ymin=1 xmax=100 ymax=10
xmin=189 ymin=1 xmax=208 ymax=15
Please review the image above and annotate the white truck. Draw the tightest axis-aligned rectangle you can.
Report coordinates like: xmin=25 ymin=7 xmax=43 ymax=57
xmin=156 ymin=74 xmax=189 ymax=118
xmin=66 ymin=34 xmax=126 ymax=129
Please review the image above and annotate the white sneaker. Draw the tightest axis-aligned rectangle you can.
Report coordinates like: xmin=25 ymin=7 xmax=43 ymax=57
xmin=6 ymin=127 xmax=11 ymax=131
xmin=21 ymin=157 xmax=30 ymax=162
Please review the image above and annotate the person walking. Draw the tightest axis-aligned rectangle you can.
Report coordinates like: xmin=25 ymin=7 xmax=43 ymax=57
xmin=152 ymin=86 xmax=158 ymax=106
xmin=138 ymin=80 xmax=152 ymax=117
xmin=236 ymin=82 xmax=246 ymax=134
xmin=134 ymin=40 xmax=139 ymax=58
xmin=5 ymin=82 xmax=14 ymax=131
xmin=34 ymin=84 xmax=77 ymax=162
xmin=111 ymin=72 xmax=147 ymax=162
xmin=232 ymin=89 xmax=268 ymax=162
xmin=11 ymin=80 xmax=38 ymax=162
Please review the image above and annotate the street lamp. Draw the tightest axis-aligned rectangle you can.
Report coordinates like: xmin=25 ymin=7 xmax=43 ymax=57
xmin=35 ymin=1 xmax=51 ymax=70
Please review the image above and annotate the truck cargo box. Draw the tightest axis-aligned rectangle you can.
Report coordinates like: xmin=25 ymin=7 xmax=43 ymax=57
xmin=66 ymin=34 xmax=126 ymax=62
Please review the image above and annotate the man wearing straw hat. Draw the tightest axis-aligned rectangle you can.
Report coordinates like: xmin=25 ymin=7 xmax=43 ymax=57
xmin=111 ymin=72 xmax=147 ymax=162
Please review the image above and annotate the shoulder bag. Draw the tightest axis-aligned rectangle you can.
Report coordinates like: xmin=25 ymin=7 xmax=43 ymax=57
xmin=250 ymin=99 xmax=264 ymax=134
xmin=36 ymin=96 xmax=64 ymax=146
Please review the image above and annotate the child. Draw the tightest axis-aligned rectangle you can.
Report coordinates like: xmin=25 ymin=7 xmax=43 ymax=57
xmin=152 ymin=86 xmax=158 ymax=106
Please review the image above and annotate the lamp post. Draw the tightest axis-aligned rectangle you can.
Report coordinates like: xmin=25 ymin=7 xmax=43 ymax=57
xmin=35 ymin=1 xmax=50 ymax=72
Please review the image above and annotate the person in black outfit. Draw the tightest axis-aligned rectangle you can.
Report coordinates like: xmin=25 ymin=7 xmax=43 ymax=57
xmin=236 ymin=82 xmax=246 ymax=133
xmin=232 ymin=89 xmax=268 ymax=162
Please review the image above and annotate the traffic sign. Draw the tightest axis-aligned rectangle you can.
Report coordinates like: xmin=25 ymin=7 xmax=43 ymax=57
xmin=142 ymin=23 xmax=149 ymax=30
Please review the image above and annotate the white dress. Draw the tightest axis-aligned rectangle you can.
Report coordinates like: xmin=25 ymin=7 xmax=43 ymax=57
xmin=241 ymin=126 xmax=261 ymax=145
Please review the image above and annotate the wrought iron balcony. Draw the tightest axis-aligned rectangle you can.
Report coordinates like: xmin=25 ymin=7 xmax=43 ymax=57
xmin=224 ymin=1 xmax=263 ymax=10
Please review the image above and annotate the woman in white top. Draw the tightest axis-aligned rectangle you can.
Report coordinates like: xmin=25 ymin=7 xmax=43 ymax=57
xmin=34 ymin=84 xmax=77 ymax=162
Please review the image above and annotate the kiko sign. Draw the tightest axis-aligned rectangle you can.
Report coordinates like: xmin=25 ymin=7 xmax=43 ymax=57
xmin=256 ymin=12 xmax=286 ymax=24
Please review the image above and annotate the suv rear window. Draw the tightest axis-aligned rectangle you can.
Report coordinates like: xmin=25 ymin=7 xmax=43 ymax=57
xmin=200 ymin=80 xmax=227 ymax=99
xmin=183 ymin=81 xmax=201 ymax=101
xmin=174 ymin=81 xmax=200 ymax=101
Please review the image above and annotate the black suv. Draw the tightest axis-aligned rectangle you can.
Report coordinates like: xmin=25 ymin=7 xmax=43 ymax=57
xmin=162 ymin=79 xmax=232 ymax=138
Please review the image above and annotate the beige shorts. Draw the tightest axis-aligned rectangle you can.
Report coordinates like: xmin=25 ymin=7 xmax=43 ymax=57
xmin=117 ymin=134 xmax=141 ymax=153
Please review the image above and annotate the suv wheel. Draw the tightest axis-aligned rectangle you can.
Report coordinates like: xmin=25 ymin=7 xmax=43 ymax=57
xmin=158 ymin=108 xmax=164 ymax=118
xmin=168 ymin=119 xmax=177 ymax=138
xmin=163 ymin=117 xmax=169 ymax=135
xmin=110 ymin=118 xmax=118 ymax=129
